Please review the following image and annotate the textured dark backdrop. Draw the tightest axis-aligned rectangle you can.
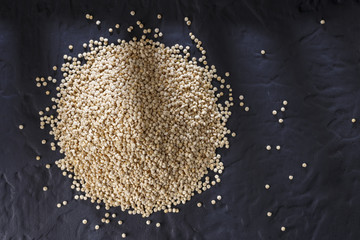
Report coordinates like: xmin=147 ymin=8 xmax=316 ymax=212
xmin=1 ymin=0 xmax=360 ymax=239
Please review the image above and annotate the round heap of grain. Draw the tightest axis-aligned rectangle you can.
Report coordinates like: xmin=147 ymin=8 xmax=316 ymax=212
xmin=53 ymin=37 xmax=231 ymax=217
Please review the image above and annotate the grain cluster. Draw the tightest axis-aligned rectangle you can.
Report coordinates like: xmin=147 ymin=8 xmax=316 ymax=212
xmin=49 ymin=35 xmax=232 ymax=217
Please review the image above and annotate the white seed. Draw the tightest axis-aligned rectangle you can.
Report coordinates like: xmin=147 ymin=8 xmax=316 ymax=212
xmin=261 ymin=50 xmax=265 ymax=55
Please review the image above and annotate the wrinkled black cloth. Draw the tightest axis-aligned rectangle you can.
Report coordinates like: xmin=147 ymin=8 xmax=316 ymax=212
xmin=1 ymin=0 xmax=360 ymax=239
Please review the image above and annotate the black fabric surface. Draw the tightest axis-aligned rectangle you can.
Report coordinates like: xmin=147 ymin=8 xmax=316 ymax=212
xmin=1 ymin=0 xmax=360 ymax=239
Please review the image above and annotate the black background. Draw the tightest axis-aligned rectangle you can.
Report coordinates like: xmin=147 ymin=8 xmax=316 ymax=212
xmin=1 ymin=0 xmax=360 ymax=239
